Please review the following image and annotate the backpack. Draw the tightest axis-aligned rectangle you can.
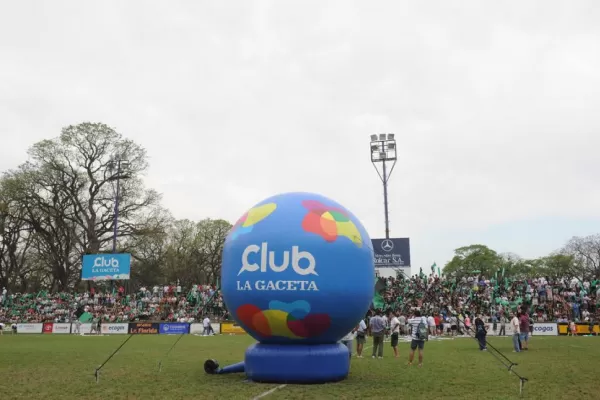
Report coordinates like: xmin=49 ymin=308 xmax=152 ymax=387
xmin=416 ymin=317 xmax=428 ymax=340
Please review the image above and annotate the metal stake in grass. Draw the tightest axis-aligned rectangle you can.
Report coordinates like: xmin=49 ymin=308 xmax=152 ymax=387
xmin=94 ymin=334 xmax=135 ymax=383
xmin=453 ymin=313 xmax=529 ymax=397
xmin=157 ymin=333 xmax=185 ymax=373
xmin=156 ymin=284 xmax=223 ymax=373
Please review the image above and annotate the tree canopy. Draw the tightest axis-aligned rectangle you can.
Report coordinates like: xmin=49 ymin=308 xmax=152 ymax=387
xmin=442 ymin=239 xmax=597 ymax=281
xmin=0 ymin=122 xmax=231 ymax=291
xmin=2 ymin=122 xmax=599 ymax=292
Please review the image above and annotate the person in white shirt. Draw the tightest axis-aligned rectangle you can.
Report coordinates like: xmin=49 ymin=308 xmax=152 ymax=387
xmin=510 ymin=312 xmax=520 ymax=352
xmin=389 ymin=312 xmax=401 ymax=358
xmin=73 ymin=318 xmax=81 ymax=335
xmin=0 ymin=322 xmax=4 ymax=335
xmin=355 ymin=319 xmax=367 ymax=358
xmin=427 ymin=315 xmax=436 ymax=337
xmin=203 ymin=316 xmax=213 ymax=336
xmin=341 ymin=328 xmax=357 ymax=359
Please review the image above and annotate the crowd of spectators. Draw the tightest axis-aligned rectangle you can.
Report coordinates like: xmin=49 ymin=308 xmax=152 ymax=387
xmin=2 ymin=273 xmax=599 ymax=325
xmin=376 ymin=272 xmax=600 ymax=323
xmin=0 ymin=284 xmax=228 ymax=324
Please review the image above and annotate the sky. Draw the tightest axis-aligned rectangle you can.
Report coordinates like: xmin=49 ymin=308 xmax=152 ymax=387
xmin=2 ymin=0 xmax=600 ymax=275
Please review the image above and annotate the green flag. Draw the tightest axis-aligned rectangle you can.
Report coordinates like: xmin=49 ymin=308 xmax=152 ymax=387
xmin=79 ymin=312 xmax=93 ymax=323
xmin=431 ymin=262 xmax=436 ymax=274
xmin=372 ymin=292 xmax=385 ymax=310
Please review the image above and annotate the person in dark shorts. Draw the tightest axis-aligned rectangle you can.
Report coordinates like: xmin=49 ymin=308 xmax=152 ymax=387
xmin=355 ymin=318 xmax=367 ymax=358
xmin=389 ymin=311 xmax=401 ymax=358
xmin=450 ymin=315 xmax=458 ymax=336
xmin=407 ymin=310 xmax=426 ymax=367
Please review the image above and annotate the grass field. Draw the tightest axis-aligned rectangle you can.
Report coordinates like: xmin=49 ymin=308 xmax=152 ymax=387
xmin=0 ymin=334 xmax=597 ymax=400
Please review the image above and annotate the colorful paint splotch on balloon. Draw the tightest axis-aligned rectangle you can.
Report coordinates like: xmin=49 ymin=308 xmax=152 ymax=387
xmin=237 ymin=300 xmax=331 ymax=339
xmin=229 ymin=203 xmax=277 ymax=241
xmin=301 ymin=200 xmax=362 ymax=247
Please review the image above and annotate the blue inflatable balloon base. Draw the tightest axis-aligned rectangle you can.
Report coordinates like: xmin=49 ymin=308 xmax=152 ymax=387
xmin=244 ymin=342 xmax=350 ymax=383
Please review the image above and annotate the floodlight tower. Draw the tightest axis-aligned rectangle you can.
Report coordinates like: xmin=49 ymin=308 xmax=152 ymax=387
xmin=108 ymin=154 xmax=130 ymax=253
xmin=370 ymin=133 xmax=397 ymax=239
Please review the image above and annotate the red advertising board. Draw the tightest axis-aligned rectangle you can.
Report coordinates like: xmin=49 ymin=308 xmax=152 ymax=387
xmin=42 ymin=322 xmax=54 ymax=334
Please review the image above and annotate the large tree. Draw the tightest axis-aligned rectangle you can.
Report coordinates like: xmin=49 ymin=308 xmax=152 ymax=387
xmin=0 ymin=195 xmax=35 ymax=291
xmin=161 ymin=218 xmax=231 ymax=287
xmin=562 ymin=235 xmax=600 ymax=279
xmin=22 ymin=122 xmax=164 ymax=254
xmin=443 ymin=244 xmax=502 ymax=278
xmin=0 ymin=122 xmax=168 ymax=290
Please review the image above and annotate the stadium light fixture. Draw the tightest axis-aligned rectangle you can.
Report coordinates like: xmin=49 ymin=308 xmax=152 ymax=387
xmin=369 ymin=133 xmax=398 ymax=240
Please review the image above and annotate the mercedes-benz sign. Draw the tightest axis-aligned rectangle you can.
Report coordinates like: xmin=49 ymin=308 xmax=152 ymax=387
xmin=372 ymin=238 xmax=411 ymax=268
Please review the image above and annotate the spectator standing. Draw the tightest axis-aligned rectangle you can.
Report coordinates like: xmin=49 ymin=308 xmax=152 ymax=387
xmin=389 ymin=311 xmax=401 ymax=358
xmin=341 ymin=328 xmax=356 ymax=359
xmin=398 ymin=314 xmax=407 ymax=335
xmin=203 ymin=316 xmax=213 ymax=336
xmin=474 ymin=315 xmax=487 ymax=351
xmin=519 ymin=310 xmax=530 ymax=351
xmin=369 ymin=310 xmax=386 ymax=359
xmin=427 ymin=314 xmax=436 ymax=337
xmin=499 ymin=314 xmax=506 ymax=336
xmin=407 ymin=310 xmax=427 ymax=367
xmin=355 ymin=318 xmax=367 ymax=358
xmin=510 ymin=312 xmax=520 ymax=352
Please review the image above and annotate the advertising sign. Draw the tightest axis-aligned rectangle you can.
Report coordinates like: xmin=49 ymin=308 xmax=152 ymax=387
xmin=43 ymin=322 xmax=53 ymax=334
xmin=220 ymin=321 xmax=246 ymax=335
xmin=128 ymin=322 xmax=159 ymax=334
xmin=82 ymin=253 xmax=131 ymax=281
xmin=372 ymin=238 xmax=411 ymax=268
xmin=159 ymin=323 xmax=190 ymax=334
xmin=531 ymin=323 xmax=558 ymax=336
xmin=17 ymin=323 xmax=43 ymax=334
xmin=52 ymin=323 xmax=72 ymax=334
xmin=558 ymin=323 xmax=599 ymax=335
xmin=101 ymin=323 xmax=129 ymax=335
xmin=485 ymin=323 xmax=514 ymax=336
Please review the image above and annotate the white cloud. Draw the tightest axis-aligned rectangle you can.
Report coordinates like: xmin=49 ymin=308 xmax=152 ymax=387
xmin=1 ymin=0 xmax=600 ymax=272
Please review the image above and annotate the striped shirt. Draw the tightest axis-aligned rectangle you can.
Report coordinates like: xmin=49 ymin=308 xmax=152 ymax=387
xmin=408 ymin=317 xmax=426 ymax=341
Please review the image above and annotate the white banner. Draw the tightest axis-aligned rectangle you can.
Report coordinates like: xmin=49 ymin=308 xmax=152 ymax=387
xmin=485 ymin=323 xmax=515 ymax=336
xmin=531 ymin=323 xmax=558 ymax=336
xmin=17 ymin=323 xmax=43 ymax=334
xmin=190 ymin=323 xmax=220 ymax=334
xmin=52 ymin=323 xmax=72 ymax=334
xmin=80 ymin=323 xmax=93 ymax=334
xmin=101 ymin=323 xmax=129 ymax=335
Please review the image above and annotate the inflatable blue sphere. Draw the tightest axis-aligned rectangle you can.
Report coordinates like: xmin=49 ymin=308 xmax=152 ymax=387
xmin=221 ymin=192 xmax=374 ymax=345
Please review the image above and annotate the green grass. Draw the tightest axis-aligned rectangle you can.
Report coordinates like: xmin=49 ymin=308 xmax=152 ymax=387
xmin=0 ymin=334 xmax=597 ymax=399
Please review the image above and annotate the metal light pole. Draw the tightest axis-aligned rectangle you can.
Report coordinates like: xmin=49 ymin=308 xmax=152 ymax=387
xmin=370 ymin=133 xmax=397 ymax=239
xmin=108 ymin=155 xmax=129 ymax=253
xmin=108 ymin=155 xmax=129 ymax=293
